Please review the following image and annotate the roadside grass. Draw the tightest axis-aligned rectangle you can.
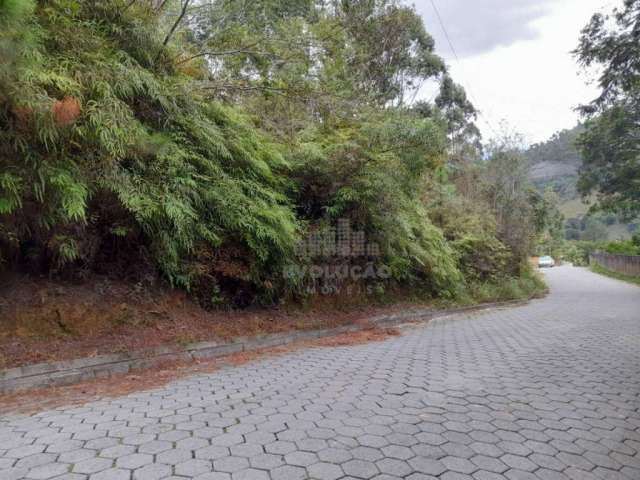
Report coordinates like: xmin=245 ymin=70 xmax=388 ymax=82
xmin=437 ymin=267 xmax=548 ymax=308
xmin=591 ymin=263 xmax=640 ymax=286
xmin=467 ymin=269 xmax=547 ymax=304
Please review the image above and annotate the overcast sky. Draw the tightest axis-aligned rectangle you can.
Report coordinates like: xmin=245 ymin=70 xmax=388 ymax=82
xmin=414 ymin=0 xmax=619 ymax=145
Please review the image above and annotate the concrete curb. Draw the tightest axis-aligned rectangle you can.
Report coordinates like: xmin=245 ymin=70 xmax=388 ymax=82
xmin=0 ymin=299 xmax=530 ymax=394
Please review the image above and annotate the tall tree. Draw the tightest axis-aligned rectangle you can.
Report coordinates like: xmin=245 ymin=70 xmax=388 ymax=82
xmin=336 ymin=0 xmax=445 ymax=106
xmin=413 ymin=75 xmax=482 ymax=173
xmin=574 ymin=0 xmax=640 ymax=220
xmin=483 ymin=136 xmax=537 ymax=269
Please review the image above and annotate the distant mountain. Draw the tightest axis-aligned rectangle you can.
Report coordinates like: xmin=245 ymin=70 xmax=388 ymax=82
xmin=524 ymin=125 xmax=637 ymax=241
xmin=525 ymin=125 xmax=584 ymax=200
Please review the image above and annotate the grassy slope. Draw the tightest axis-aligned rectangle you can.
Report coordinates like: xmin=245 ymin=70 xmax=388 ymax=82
xmin=559 ymin=198 xmax=591 ymax=218
xmin=560 ymin=198 xmax=632 ymax=240
xmin=591 ymin=264 xmax=640 ymax=286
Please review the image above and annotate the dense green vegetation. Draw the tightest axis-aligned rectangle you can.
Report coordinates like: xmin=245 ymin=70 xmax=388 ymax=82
xmin=525 ymin=123 xmax=638 ymax=244
xmin=525 ymin=125 xmax=583 ymax=201
xmin=603 ymin=236 xmax=640 ymax=256
xmin=591 ymin=263 xmax=640 ymax=286
xmin=544 ymin=233 xmax=640 ymax=270
xmin=575 ymin=0 xmax=640 ymax=221
xmin=525 ymin=0 xmax=640 ymax=255
xmin=0 ymin=0 xmax=552 ymax=307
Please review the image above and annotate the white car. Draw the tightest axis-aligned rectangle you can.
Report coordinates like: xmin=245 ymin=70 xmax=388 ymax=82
xmin=538 ymin=256 xmax=555 ymax=268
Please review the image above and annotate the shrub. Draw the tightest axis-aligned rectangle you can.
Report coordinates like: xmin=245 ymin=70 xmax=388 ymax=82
xmin=452 ymin=234 xmax=511 ymax=283
xmin=604 ymin=238 xmax=640 ymax=256
xmin=289 ymin=112 xmax=463 ymax=297
xmin=0 ymin=0 xmax=547 ymax=308
xmin=0 ymin=0 xmax=300 ymax=305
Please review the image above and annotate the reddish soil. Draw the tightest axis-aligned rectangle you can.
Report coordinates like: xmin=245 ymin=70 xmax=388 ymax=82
xmin=311 ymin=327 xmax=401 ymax=347
xmin=0 ymin=326 xmax=400 ymax=414
xmin=0 ymin=272 xmax=427 ymax=369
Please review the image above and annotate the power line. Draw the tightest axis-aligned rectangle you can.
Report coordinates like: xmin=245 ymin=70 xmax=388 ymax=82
xmin=428 ymin=0 xmax=501 ymax=138
xmin=429 ymin=0 xmax=460 ymax=63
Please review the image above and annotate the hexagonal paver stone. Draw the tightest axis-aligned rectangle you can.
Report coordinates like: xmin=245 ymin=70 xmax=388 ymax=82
xmin=416 ymin=433 xmax=447 ymax=446
xmin=158 ymin=431 xmax=190 ymax=443
xmin=133 ymin=463 xmax=172 ymax=480
xmin=47 ymin=474 xmax=86 ymax=480
xmin=196 ymin=446 xmax=230 ymax=460
xmin=316 ymin=447 xmax=352 ymax=464
xmin=265 ymin=441 xmax=297 ymax=455
xmin=358 ymin=435 xmax=389 ymax=448
xmin=210 ymin=434 xmax=244 ymax=447
xmin=86 ymin=438 xmax=120 ymax=450
xmin=381 ymin=445 xmax=414 ymax=461
xmin=284 ymin=451 xmax=319 ymax=467
xmin=470 ymin=455 xmax=507 ymax=473
xmin=534 ymin=467 xmax=571 ymax=480
xmin=156 ymin=449 xmax=193 ymax=465
xmin=1 ymin=466 xmax=28 ymax=480
xmin=213 ymin=456 xmax=250 ymax=473
xmin=500 ymin=454 xmax=537 ymax=472
xmin=16 ymin=453 xmax=59 ymax=469
xmin=100 ymin=445 xmax=137 ymax=459
xmin=442 ymin=456 xmax=477 ymax=474
xmin=308 ymin=462 xmax=344 ymax=480
xmin=229 ymin=444 xmax=263 ymax=458
xmin=376 ymin=458 xmax=413 ymax=477
xmin=194 ymin=473 xmax=232 ymax=480
xmin=243 ymin=432 xmax=276 ymax=446
xmin=73 ymin=457 xmax=113 ymax=474
xmin=270 ymin=465 xmax=307 ymax=480
xmin=59 ymin=450 xmax=98 ymax=464
xmin=0 ymin=458 xmax=17 ymax=470
xmin=90 ymin=468 xmax=131 ymax=480
xmin=6 ymin=445 xmax=46 ymax=459
xmin=563 ymin=467 xmax=601 ymax=480
xmin=249 ymin=453 xmax=284 ymax=470
xmin=411 ymin=445 xmax=446 ymax=461
xmin=122 ymin=434 xmax=155 ymax=447
xmin=387 ymin=433 xmax=417 ymax=447
xmin=472 ymin=470 xmax=506 ymax=480
xmin=342 ymin=459 xmax=379 ymax=479
xmin=528 ymin=453 xmax=566 ymax=472
xmin=46 ymin=440 xmax=84 ymax=454
xmin=176 ymin=437 xmax=210 ymax=451
xmin=175 ymin=459 xmax=212 ymax=477
xmin=352 ymin=447 xmax=384 ymax=462
xmin=296 ymin=439 xmax=328 ymax=453
xmin=115 ymin=453 xmax=153 ymax=470
xmin=138 ymin=441 xmax=172 ymax=455
xmin=109 ymin=427 xmax=141 ymax=439
xmin=408 ymin=457 xmax=447 ymax=476
xmin=404 ymin=475 xmax=439 ymax=480
xmin=231 ymin=468 xmax=270 ymax=480
xmin=26 ymin=462 xmax=70 ymax=479
xmin=441 ymin=473 xmax=474 ymax=480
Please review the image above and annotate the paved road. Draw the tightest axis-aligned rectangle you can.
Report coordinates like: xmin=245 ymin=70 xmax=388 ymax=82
xmin=1 ymin=266 xmax=639 ymax=480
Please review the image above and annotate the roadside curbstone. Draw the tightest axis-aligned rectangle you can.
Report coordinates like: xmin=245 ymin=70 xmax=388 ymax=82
xmin=0 ymin=299 xmax=531 ymax=394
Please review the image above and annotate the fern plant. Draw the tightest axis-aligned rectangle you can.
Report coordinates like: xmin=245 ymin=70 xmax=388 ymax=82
xmin=0 ymin=0 xmax=300 ymax=305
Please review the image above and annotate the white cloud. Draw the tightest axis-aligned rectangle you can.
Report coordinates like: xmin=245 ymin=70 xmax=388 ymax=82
xmin=414 ymin=0 xmax=619 ymax=144
xmin=416 ymin=0 xmax=555 ymax=58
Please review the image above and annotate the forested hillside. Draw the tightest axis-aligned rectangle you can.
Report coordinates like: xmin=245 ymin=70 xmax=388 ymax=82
xmin=0 ymin=0 xmax=550 ymax=309
xmin=525 ymin=125 xmax=638 ymax=242
xmin=526 ymin=125 xmax=583 ymax=200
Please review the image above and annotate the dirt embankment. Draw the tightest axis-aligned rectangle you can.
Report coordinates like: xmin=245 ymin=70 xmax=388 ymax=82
xmin=0 ymin=272 xmax=423 ymax=369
